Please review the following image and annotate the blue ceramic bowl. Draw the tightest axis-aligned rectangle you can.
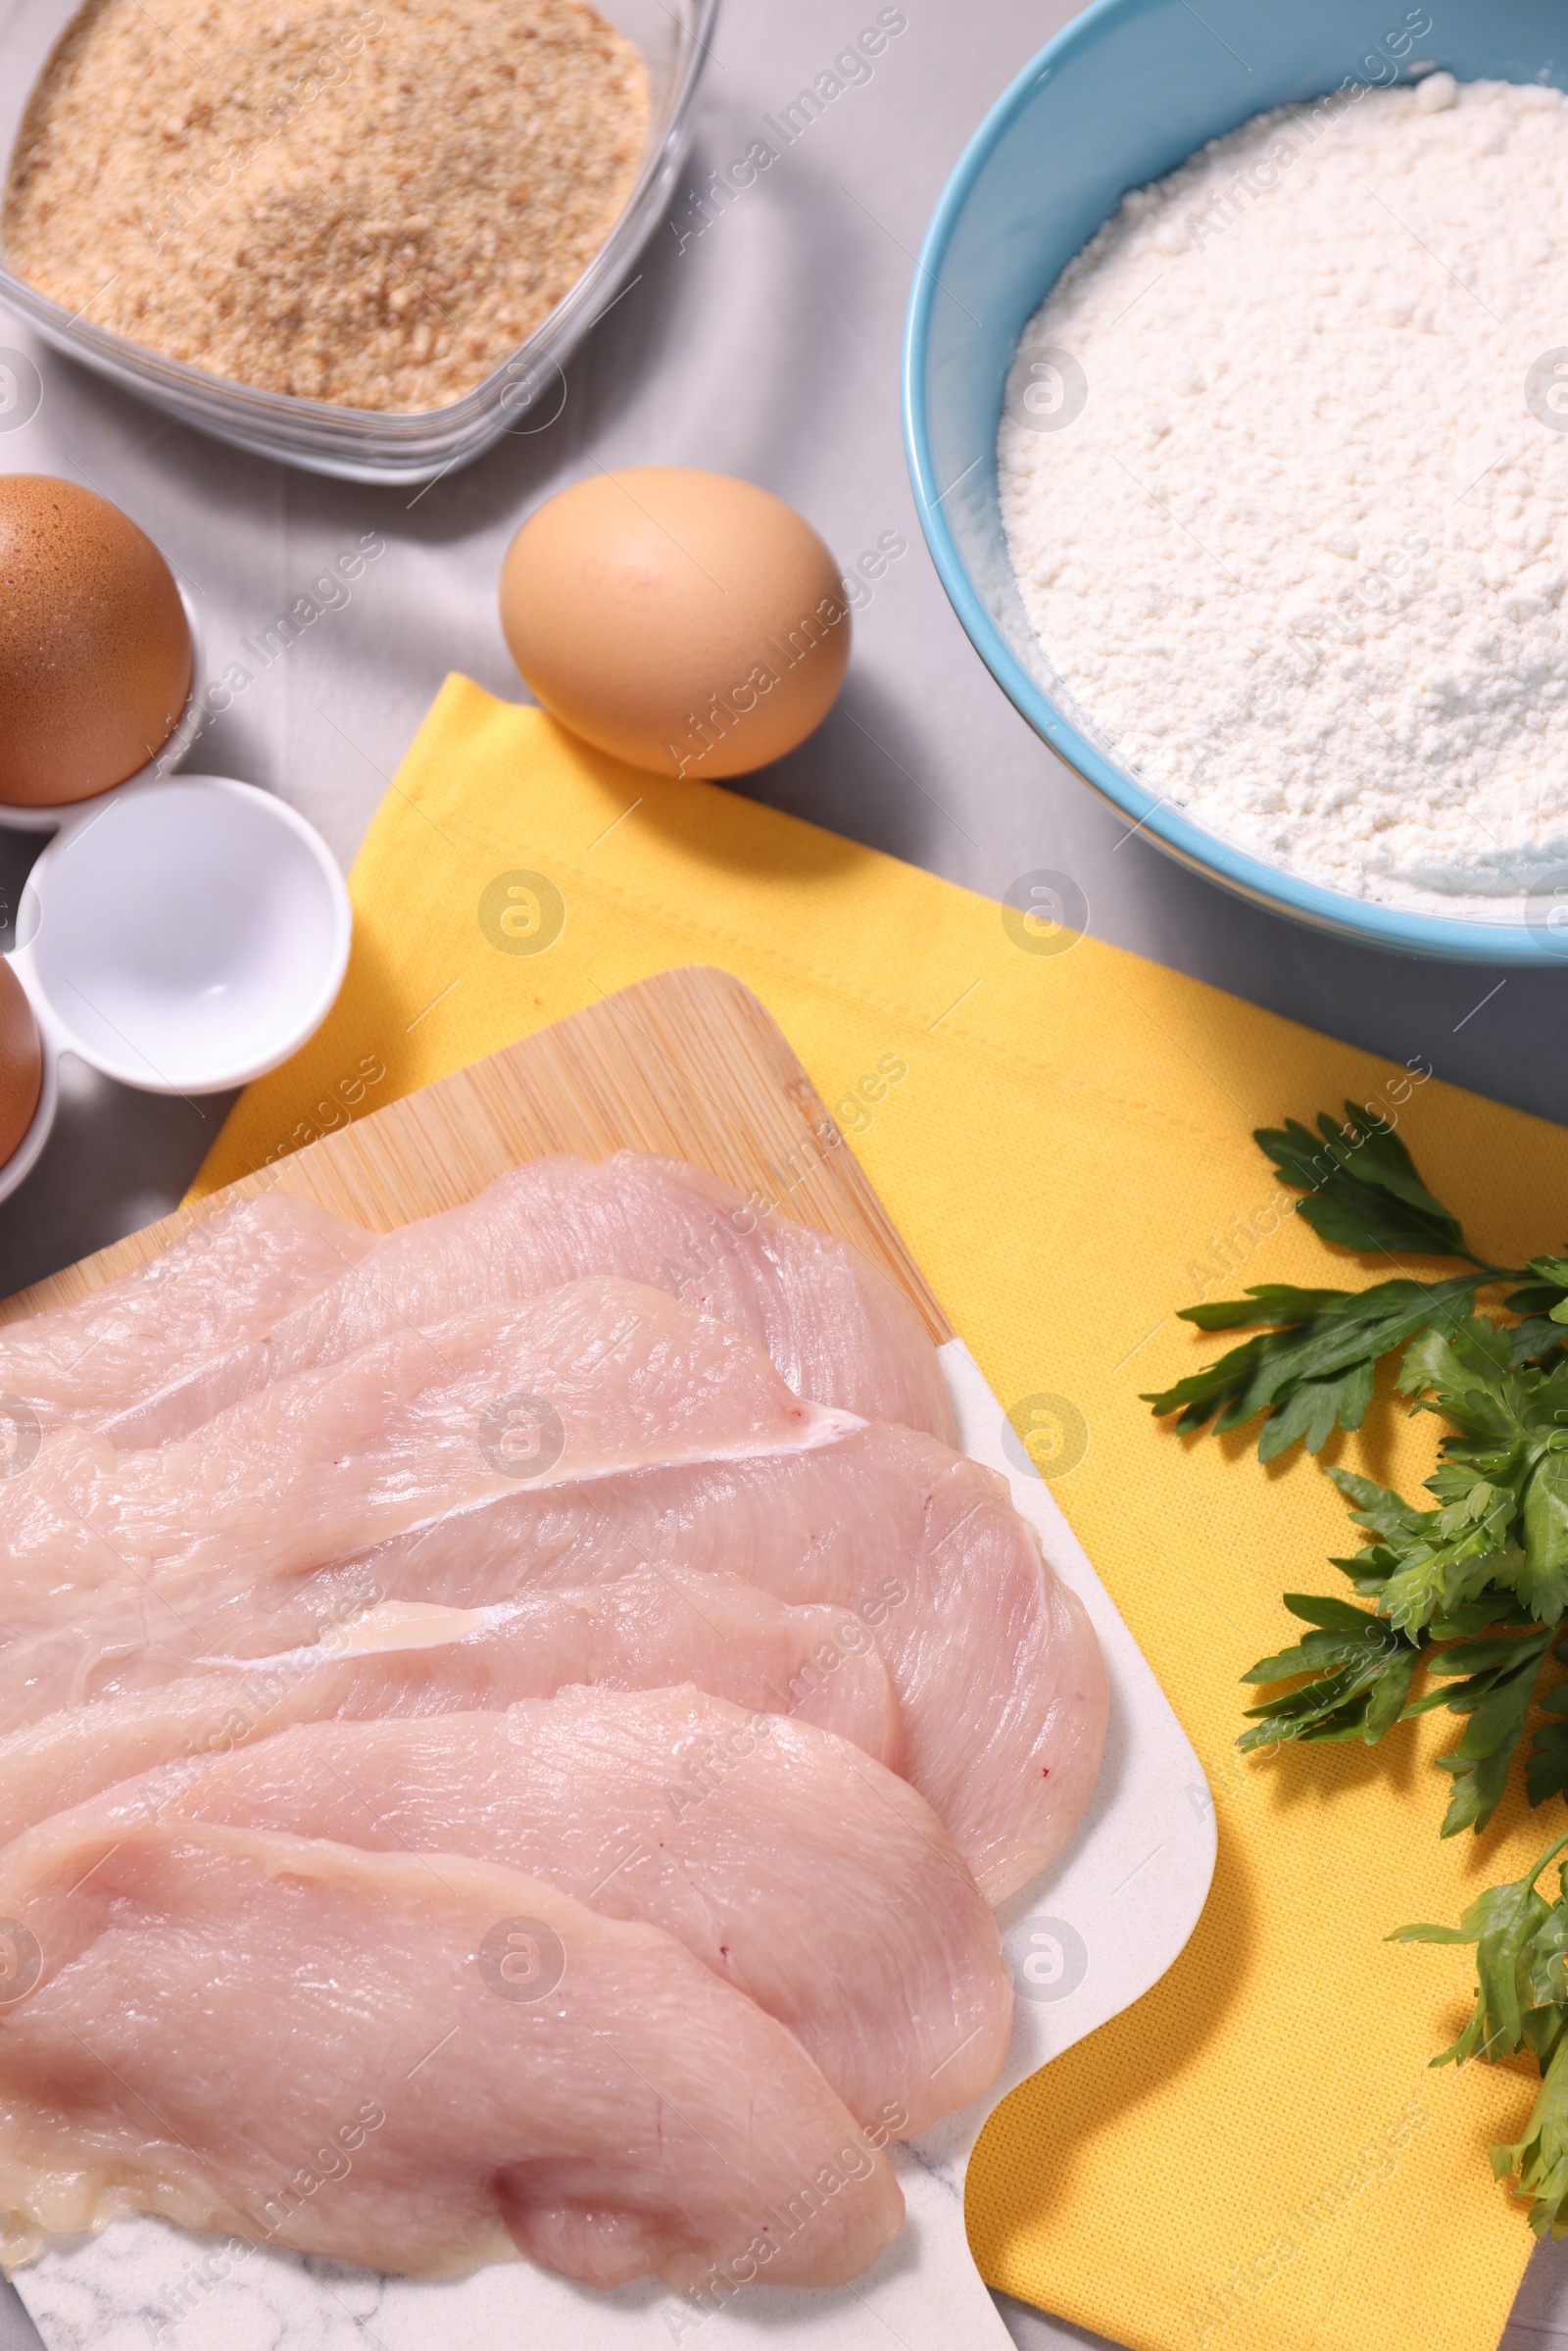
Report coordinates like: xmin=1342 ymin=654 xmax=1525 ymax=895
xmin=903 ymin=0 xmax=1568 ymax=964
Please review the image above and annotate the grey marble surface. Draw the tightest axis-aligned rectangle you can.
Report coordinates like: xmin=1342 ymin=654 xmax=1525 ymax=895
xmin=0 ymin=0 xmax=1566 ymax=2342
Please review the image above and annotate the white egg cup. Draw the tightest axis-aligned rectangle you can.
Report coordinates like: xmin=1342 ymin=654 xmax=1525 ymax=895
xmin=0 ymin=594 xmax=353 ymax=1205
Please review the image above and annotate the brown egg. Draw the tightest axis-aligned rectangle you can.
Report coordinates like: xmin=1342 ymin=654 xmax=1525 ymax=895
xmin=499 ymin=468 xmax=852 ymax=779
xmin=0 ymin=958 xmax=41 ymax=1166
xmin=0 ymin=475 xmax=193 ymax=808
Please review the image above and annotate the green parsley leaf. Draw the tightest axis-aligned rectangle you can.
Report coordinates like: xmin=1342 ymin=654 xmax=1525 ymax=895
xmin=1179 ymin=1285 xmax=1348 ymax=1333
xmin=1522 ymin=1454 xmax=1568 ymax=1625
xmin=1390 ymin=1834 xmax=1568 ymax=2062
xmin=1328 ymin=1467 xmax=1430 ymax=1541
xmin=1494 ymin=2034 xmax=1568 ymax=2235
xmin=1239 ymin=1594 xmax=1425 ymax=1752
xmin=1144 ymin=1276 xmax=1485 ymax=1460
xmin=1255 ymin=1104 xmax=1485 ymax=1262
xmin=1404 ymin=1836 xmax=1568 ymax=2233
xmin=1431 ymin=1639 xmax=1551 ymax=1837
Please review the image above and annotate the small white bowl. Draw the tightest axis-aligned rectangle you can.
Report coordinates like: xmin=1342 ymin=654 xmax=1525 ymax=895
xmin=12 ymin=775 xmax=351 ymax=1096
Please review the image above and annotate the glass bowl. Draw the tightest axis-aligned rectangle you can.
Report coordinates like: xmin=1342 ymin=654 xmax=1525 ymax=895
xmin=903 ymin=0 xmax=1568 ymax=965
xmin=0 ymin=0 xmax=716 ymax=483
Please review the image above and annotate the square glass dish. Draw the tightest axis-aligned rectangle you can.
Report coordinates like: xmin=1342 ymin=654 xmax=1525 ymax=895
xmin=0 ymin=0 xmax=715 ymax=482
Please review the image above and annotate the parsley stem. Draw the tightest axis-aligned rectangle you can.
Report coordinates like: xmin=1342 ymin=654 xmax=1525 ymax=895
xmin=1520 ymin=1829 xmax=1568 ymax=1899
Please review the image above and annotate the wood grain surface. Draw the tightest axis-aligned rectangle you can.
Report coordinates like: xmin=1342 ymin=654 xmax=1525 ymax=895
xmin=0 ymin=966 xmax=954 ymax=1342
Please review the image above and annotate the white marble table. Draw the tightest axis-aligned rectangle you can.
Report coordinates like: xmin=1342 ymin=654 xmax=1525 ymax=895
xmin=0 ymin=0 xmax=1565 ymax=2344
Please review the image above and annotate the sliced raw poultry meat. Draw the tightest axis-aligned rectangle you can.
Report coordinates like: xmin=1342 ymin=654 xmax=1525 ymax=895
xmin=0 ymin=1277 xmax=861 ymax=1631
xmin=262 ymin=1430 xmax=1108 ymax=1906
xmin=11 ymin=1435 xmax=1102 ymax=1905
xmin=0 ymin=1191 xmax=372 ymax=1430
xmin=89 ymin=1689 xmax=1008 ymax=2133
xmin=102 ymin=1151 xmax=956 ymax=1448
xmin=0 ymin=1814 xmax=903 ymax=2285
xmin=0 ymin=1571 xmax=901 ymax=1847
xmin=0 ymin=1277 xmax=1102 ymax=1900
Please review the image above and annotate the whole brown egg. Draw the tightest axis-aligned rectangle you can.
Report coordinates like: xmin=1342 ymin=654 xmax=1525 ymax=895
xmin=0 ymin=958 xmax=41 ymax=1166
xmin=0 ymin=475 xmax=193 ymax=808
xmin=499 ymin=468 xmax=852 ymax=779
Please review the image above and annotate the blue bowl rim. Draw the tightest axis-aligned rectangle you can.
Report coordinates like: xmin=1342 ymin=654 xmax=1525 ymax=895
xmin=901 ymin=0 xmax=1566 ymax=966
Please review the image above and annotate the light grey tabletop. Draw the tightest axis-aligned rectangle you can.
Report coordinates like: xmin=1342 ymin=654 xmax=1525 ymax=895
xmin=0 ymin=0 xmax=1564 ymax=2345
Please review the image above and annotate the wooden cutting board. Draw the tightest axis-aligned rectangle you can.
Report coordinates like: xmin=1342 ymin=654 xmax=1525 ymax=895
xmin=0 ymin=965 xmax=951 ymax=1338
xmin=3 ymin=963 xmax=1215 ymax=2351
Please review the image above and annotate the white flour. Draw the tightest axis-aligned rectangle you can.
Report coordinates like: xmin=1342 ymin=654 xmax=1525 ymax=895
xmin=998 ymin=74 xmax=1568 ymax=913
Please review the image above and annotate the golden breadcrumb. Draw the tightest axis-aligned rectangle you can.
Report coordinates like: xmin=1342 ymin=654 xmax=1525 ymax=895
xmin=2 ymin=0 xmax=648 ymax=411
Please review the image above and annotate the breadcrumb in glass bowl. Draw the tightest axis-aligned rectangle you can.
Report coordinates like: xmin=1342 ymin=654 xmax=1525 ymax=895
xmin=0 ymin=0 xmax=714 ymax=480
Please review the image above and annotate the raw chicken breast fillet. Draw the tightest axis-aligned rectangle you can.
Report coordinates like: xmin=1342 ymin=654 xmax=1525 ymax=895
xmin=0 ymin=1815 xmax=903 ymax=2285
xmin=103 ymin=1152 xmax=956 ymax=1448
xmin=0 ymin=1280 xmax=1103 ymax=1900
xmin=93 ymin=1688 xmax=1008 ymax=2132
xmin=0 ymin=1278 xmax=859 ymax=1629
xmin=0 ymin=1570 xmax=901 ymax=1847
xmin=0 ymin=1192 xmax=371 ymax=1429
xmin=256 ymin=1429 xmax=1108 ymax=1905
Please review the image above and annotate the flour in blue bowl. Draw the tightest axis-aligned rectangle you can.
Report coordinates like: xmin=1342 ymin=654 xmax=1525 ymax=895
xmin=999 ymin=73 xmax=1568 ymax=914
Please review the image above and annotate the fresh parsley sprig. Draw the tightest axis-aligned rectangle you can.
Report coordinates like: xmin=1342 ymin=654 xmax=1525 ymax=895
xmin=1141 ymin=1103 xmax=1545 ymax=1462
xmin=1144 ymin=1273 xmax=1488 ymax=1460
xmin=1391 ymin=1832 xmax=1568 ymax=2234
xmin=1144 ymin=1100 xmax=1568 ymax=2230
xmin=1255 ymin=1105 xmax=1486 ymax=1262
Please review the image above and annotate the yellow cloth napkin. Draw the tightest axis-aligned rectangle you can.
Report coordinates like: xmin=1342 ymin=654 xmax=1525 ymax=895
xmin=196 ymin=676 xmax=1565 ymax=2351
